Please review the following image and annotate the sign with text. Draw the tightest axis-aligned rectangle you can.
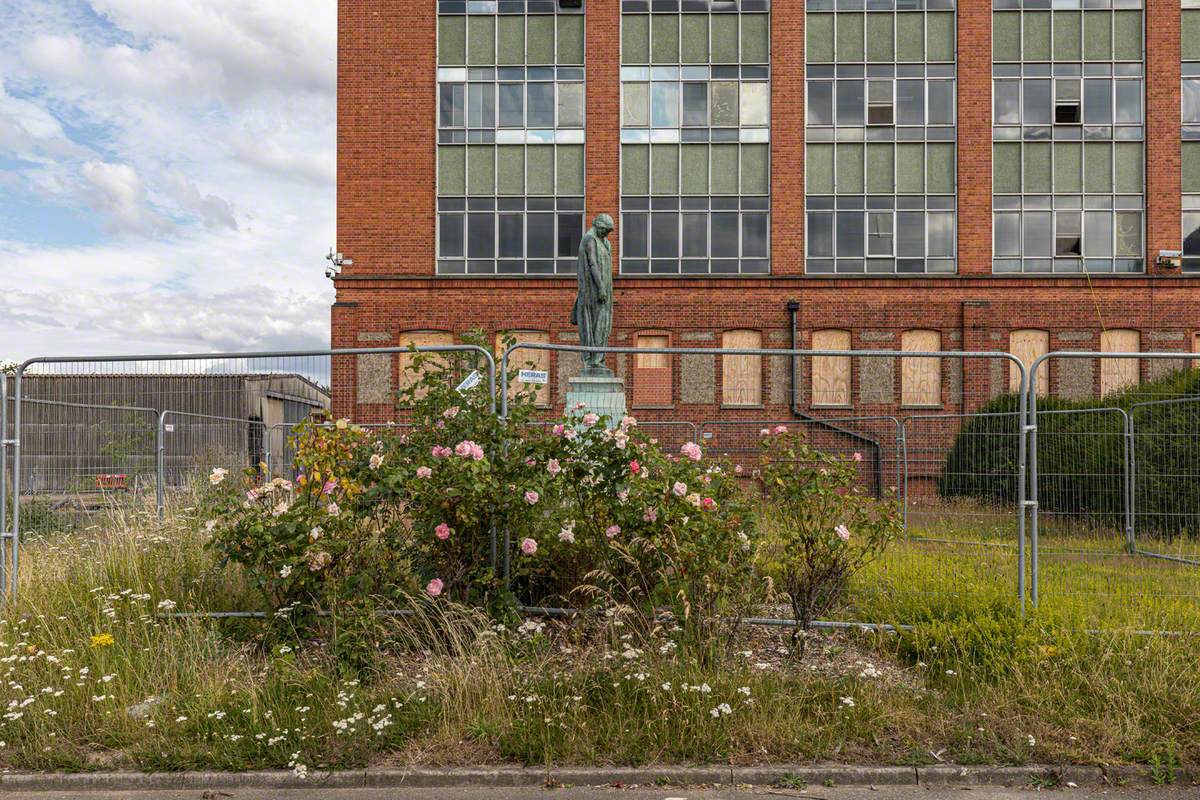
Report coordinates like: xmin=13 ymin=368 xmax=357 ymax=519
xmin=456 ymin=370 xmax=482 ymax=394
xmin=518 ymin=369 xmax=549 ymax=385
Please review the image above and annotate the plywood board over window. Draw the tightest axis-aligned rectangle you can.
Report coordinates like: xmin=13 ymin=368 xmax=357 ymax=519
xmin=722 ymin=330 xmax=763 ymax=406
xmin=1010 ymin=329 xmax=1050 ymax=395
xmin=399 ymin=331 xmax=455 ymax=403
xmin=1100 ymin=329 xmax=1140 ymax=395
xmin=811 ymin=329 xmax=852 ymax=407
xmin=901 ymin=329 xmax=941 ymax=407
xmin=497 ymin=331 xmax=550 ymax=406
xmin=634 ymin=332 xmax=673 ymax=407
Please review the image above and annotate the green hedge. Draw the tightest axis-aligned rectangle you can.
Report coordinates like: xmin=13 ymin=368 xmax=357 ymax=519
xmin=939 ymin=368 xmax=1200 ymax=539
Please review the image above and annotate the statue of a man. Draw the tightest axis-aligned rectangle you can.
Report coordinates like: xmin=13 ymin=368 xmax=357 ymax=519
xmin=570 ymin=213 xmax=614 ymax=373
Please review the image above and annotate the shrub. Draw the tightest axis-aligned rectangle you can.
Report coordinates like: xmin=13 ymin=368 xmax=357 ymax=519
xmin=755 ymin=430 xmax=902 ymax=653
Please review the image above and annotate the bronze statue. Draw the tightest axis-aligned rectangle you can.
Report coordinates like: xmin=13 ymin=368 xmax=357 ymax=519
xmin=570 ymin=213 xmax=614 ymax=374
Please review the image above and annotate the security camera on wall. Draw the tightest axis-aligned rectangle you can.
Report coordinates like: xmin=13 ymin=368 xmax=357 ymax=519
xmin=325 ymin=248 xmax=352 ymax=279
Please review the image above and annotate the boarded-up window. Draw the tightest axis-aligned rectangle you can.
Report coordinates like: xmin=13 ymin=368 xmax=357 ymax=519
xmin=811 ymin=329 xmax=852 ymax=406
xmin=901 ymin=330 xmax=941 ymax=407
xmin=1009 ymin=329 xmax=1050 ymax=395
xmin=1100 ymin=329 xmax=1140 ymax=395
xmin=498 ymin=331 xmax=550 ymax=406
xmin=722 ymin=330 xmax=763 ymax=406
xmin=1193 ymin=332 xmax=1200 ymax=354
xmin=634 ymin=332 xmax=672 ymax=407
xmin=399 ymin=331 xmax=454 ymax=402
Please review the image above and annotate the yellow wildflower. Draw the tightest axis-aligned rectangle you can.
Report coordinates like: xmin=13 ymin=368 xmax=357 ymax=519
xmin=90 ymin=633 xmax=115 ymax=648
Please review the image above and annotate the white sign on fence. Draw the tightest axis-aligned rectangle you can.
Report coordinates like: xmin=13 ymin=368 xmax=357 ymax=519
xmin=456 ymin=370 xmax=482 ymax=394
xmin=518 ymin=369 xmax=549 ymax=385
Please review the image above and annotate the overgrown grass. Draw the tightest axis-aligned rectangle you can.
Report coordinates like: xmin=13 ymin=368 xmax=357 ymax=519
xmin=0 ymin=492 xmax=1197 ymax=772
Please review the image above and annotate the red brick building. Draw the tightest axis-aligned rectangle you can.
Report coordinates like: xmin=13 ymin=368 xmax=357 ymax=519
xmin=333 ymin=0 xmax=1200 ymax=421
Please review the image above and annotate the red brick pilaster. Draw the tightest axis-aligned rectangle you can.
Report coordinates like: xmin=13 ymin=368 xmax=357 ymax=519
xmin=1146 ymin=0 xmax=1181 ymax=274
xmin=772 ymin=4 xmax=805 ymax=275
xmin=957 ymin=0 xmax=993 ymax=275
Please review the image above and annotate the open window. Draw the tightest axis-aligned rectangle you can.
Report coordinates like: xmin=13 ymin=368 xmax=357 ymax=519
xmin=1054 ymin=79 xmax=1081 ymax=125
xmin=867 ymin=79 xmax=893 ymax=126
xmin=1055 ymin=212 xmax=1082 ymax=257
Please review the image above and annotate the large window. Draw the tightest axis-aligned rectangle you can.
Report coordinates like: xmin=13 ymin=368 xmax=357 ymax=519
xmin=620 ymin=2 xmax=771 ymax=275
xmin=437 ymin=4 xmax=586 ymax=275
xmin=805 ymin=3 xmax=957 ymax=275
xmin=992 ymin=3 xmax=1144 ymax=274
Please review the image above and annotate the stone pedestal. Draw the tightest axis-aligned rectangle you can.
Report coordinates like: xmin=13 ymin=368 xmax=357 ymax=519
xmin=566 ymin=368 xmax=626 ymax=427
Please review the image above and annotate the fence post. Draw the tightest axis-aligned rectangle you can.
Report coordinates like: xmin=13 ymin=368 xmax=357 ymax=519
xmin=10 ymin=365 xmax=24 ymax=602
xmin=898 ymin=418 xmax=909 ymax=537
xmin=1015 ymin=360 xmax=1029 ymax=616
xmin=0 ymin=376 xmax=7 ymax=598
xmin=1122 ymin=408 xmax=1134 ymax=553
xmin=156 ymin=411 xmax=167 ymax=521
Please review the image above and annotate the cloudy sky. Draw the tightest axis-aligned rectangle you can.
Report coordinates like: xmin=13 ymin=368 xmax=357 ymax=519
xmin=0 ymin=0 xmax=336 ymax=362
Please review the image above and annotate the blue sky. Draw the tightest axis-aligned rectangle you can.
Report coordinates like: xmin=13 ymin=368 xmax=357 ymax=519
xmin=0 ymin=0 xmax=336 ymax=361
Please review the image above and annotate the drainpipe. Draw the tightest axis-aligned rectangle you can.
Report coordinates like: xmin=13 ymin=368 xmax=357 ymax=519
xmin=787 ymin=301 xmax=885 ymax=499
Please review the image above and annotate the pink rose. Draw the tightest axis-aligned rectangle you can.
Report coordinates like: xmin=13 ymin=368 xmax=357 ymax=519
xmin=582 ymin=412 xmax=599 ymax=427
xmin=734 ymin=464 xmax=744 ymax=475
xmin=321 ymin=479 xmax=337 ymax=495
xmin=454 ymin=441 xmax=473 ymax=458
xmin=686 ymin=493 xmax=701 ymax=508
xmin=672 ymin=481 xmax=687 ymax=497
xmin=426 ymin=578 xmax=444 ymax=597
xmin=431 ymin=446 xmax=451 ymax=458
xmin=629 ymin=459 xmax=641 ymax=474
xmin=573 ymin=401 xmax=587 ymax=411
xmin=760 ymin=428 xmax=771 ymax=436
xmin=605 ymin=525 xmax=621 ymax=539
xmin=836 ymin=524 xmax=851 ymax=542
xmin=773 ymin=425 xmax=788 ymax=435
xmin=852 ymin=452 xmax=863 ymax=462
xmin=435 ymin=523 xmax=452 ymax=540
xmin=524 ymin=490 xmax=540 ymax=505
xmin=680 ymin=442 xmax=702 ymax=461
xmin=443 ymin=406 xmax=459 ymax=419
xmin=520 ymin=537 xmax=538 ymax=556
xmin=701 ymin=497 xmax=716 ymax=511
xmin=617 ymin=489 xmax=629 ymax=503
xmin=524 ymin=457 xmax=536 ymax=467
xmin=552 ymin=423 xmax=566 ymax=437
xmin=547 ymin=459 xmax=562 ymax=477
xmin=643 ymin=507 xmax=658 ymax=523
xmin=416 ymin=466 xmax=432 ymax=479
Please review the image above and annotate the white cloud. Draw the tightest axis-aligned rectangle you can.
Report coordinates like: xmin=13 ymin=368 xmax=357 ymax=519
xmin=161 ymin=172 xmax=237 ymax=231
xmin=80 ymin=160 xmax=172 ymax=235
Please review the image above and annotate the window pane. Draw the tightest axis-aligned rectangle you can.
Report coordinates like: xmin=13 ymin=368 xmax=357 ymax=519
xmin=808 ymin=81 xmax=834 ymax=126
xmin=623 ymin=14 xmax=650 ymax=63
xmin=497 ymin=15 xmax=525 ymax=65
xmin=865 ymin=143 xmax=895 ymax=194
xmin=498 ymin=83 xmax=523 ymax=127
xmin=995 ymin=80 xmax=1020 ymax=125
xmin=837 ymin=12 xmax=864 ymax=62
xmin=439 ymin=146 xmax=466 ymax=194
xmin=467 ymin=212 xmax=494 ymax=258
xmin=897 ymin=211 xmax=924 ymax=257
xmin=1112 ymin=10 xmax=1141 ymax=61
xmin=741 ymin=82 xmax=769 ymax=126
xmin=681 ymin=14 xmax=709 ymax=63
xmin=651 ymin=82 xmax=680 ymax=127
xmin=652 ymin=13 xmax=680 ymax=63
xmin=651 ymin=143 xmax=679 ymax=193
xmin=1053 ymin=11 xmax=1081 ymax=60
xmin=1187 ymin=9 xmax=1200 ymax=61
xmin=467 ymin=16 xmax=496 ymax=65
xmin=527 ymin=16 xmax=555 ymax=63
xmin=743 ymin=212 xmax=769 ymax=257
xmin=1056 ymin=212 xmax=1082 ymax=257
xmin=1023 ymin=79 xmax=1051 ymax=125
xmin=867 ymin=211 xmax=893 ymax=256
xmin=866 ymin=13 xmax=894 ymax=62
xmin=1024 ymin=211 xmax=1052 ymax=257
xmin=807 ymin=13 xmax=835 ymax=63
xmin=836 ymin=79 xmax=865 ymax=126
xmin=993 ymin=142 xmax=1021 ymax=194
xmin=1115 ymin=80 xmax=1141 ymax=124
xmin=836 ymin=143 xmax=864 ymax=194
xmin=558 ymin=83 xmax=584 ymax=128
xmin=1084 ymin=142 xmax=1112 ymax=194
xmin=712 ymin=213 xmax=739 ymax=257
xmin=711 ymin=143 xmax=739 ymax=194
xmin=558 ymin=213 xmax=583 ymax=258
xmin=497 ymin=145 xmax=524 ymax=195
xmin=1083 ymin=11 xmax=1111 ymax=61
xmin=1113 ymin=142 xmax=1142 ymax=194
xmin=711 ymin=14 xmax=739 ymax=63
xmin=995 ymin=212 xmax=1020 ymax=257
xmin=440 ymin=83 xmax=465 ymax=127
xmin=527 ymin=145 xmax=554 ymax=194
xmin=468 ymin=83 xmax=495 ymax=128
xmin=1083 ymin=79 xmax=1112 ymax=124
xmin=896 ymin=79 xmax=924 ymax=125
xmin=1184 ymin=141 xmax=1200 ymax=194
xmin=439 ymin=213 xmax=464 ymax=257
xmin=1084 ymin=211 xmax=1112 ymax=257
xmin=623 ymin=212 xmax=649 ymax=257
xmin=807 ymin=143 xmax=834 ymax=195
xmin=680 ymin=144 xmax=709 ymax=194
xmin=467 ymin=145 xmax=495 ymax=195
xmin=993 ymin=12 xmax=1022 ymax=62
xmin=1023 ymin=142 xmax=1051 ymax=194
xmin=711 ymin=81 xmax=739 ymax=126
xmin=623 ymin=83 xmax=649 ymax=127
xmin=928 ymin=211 xmax=954 ymax=257
xmin=896 ymin=12 xmax=924 ymax=62
xmin=741 ymin=144 xmax=769 ymax=194
xmin=558 ymin=14 xmax=585 ymax=64
xmin=682 ymin=213 xmax=708 ymax=257
xmin=741 ymin=14 xmax=770 ymax=63
xmin=926 ymin=12 xmax=955 ymax=62
xmin=1183 ymin=212 xmax=1200 ymax=256
xmin=527 ymin=214 xmax=554 ymax=258
xmin=807 ymin=211 xmax=834 ymax=257
xmin=622 ymin=144 xmax=649 ymax=194
xmin=527 ymin=83 xmax=554 ymax=127
xmin=926 ymin=81 xmax=955 ymax=126
xmin=926 ymin=143 xmax=955 ymax=195
xmin=439 ymin=16 xmax=466 ymax=65
xmin=499 ymin=214 xmax=523 ymax=258
xmin=1114 ymin=211 xmax=1141 ymax=258
xmin=1054 ymin=142 xmax=1082 ymax=194
xmin=682 ymin=82 xmax=708 ymax=126
xmin=1023 ymin=11 xmax=1051 ymax=61
xmin=836 ymin=212 xmax=865 ymax=257
xmin=556 ymin=145 xmax=584 ymax=195
xmin=896 ymin=142 xmax=924 ymax=193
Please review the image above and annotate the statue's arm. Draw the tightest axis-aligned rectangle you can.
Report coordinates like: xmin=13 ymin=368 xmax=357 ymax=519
xmin=584 ymin=237 xmax=606 ymax=303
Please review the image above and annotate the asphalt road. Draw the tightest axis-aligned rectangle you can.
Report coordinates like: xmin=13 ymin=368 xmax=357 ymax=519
xmin=8 ymin=786 xmax=1197 ymax=800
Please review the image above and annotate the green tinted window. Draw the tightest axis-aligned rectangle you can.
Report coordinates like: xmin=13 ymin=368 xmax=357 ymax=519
xmin=896 ymin=143 xmax=924 ymax=193
xmin=1083 ymin=11 xmax=1111 ymax=61
xmin=1053 ymin=11 xmax=1081 ymax=61
xmin=926 ymin=13 xmax=955 ymax=63
xmin=1023 ymin=142 xmax=1051 ymax=194
xmin=681 ymin=144 xmax=709 ymax=194
xmin=806 ymin=14 xmax=834 ymax=63
xmin=1113 ymin=142 xmax=1142 ymax=194
xmin=1054 ymin=143 xmax=1082 ymax=194
xmin=837 ymin=13 xmax=864 ymax=62
xmin=681 ymin=14 xmax=709 ymax=63
xmin=865 ymin=14 xmax=894 ymax=62
xmin=993 ymin=12 xmax=1021 ymax=62
xmin=651 ymin=143 xmax=680 ymax=193
xmin=741 ymin=144 xmax=770 ymax=194
xmin=1183 ymin=142 xmax=1200 ymax=194
xmin=865 ymin=144 xmax=895 ymax=194
xmin=741 ymin=15 xmax=770 ymax=63
xmin=622 ymin=145 xmax=649 ymax=195
xmin=807 ymin=144 xmax=835 ymax=195
xmin=652 ymin=14 xmax=680 ymax=63
xmin=439 ymin=16 xmax=466 ymax=65
xmin=711 ymin=14 xmax=739 ymax=63
xmin=527 ymin=16 xmax=555 ymax=63
xmin=467 ymin=145 xmax=495 ymax=195
xmin=711 ymin=144 xmax=739 ymax=194
xmin=1022 ymin=12 xmax=1051 ymax=61
xmin=557 ymin=146 xmax=584 ymax=195
xmin=497 ymin=146 xmax=525 ymax=195
xmin=557 ymin=15 xmax=585 ymax=64
xmin=467 ymin=16 xmax=496 ymax=65
xmin=836 ymin=143 xmax=865 ymax=193
xmin=896 ymin=13 xmax=925 ymax=62
xmin=1185 ymin=11 xmax=1200 ymax=62
xmin=623 ymin=15 xmax=650 ymax=63
xmin=527 ymin=146 xmax=555 ymax=195
xmin=993 ymin=143 xmax=1021 ymax=194
xmin=1084 ymin=142 xmax=1113 ymax=193
xmin=1112 ymin=11 xmax=1141 ymax=61
xmin=497 ymin=16 xmax=525 ymax=64
xmin=926 ymin=143 xmax=955 ymax=194
xmin=438 ymin=146 xmax=466 ymax=195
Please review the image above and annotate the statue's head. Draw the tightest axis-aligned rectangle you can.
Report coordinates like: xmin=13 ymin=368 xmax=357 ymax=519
xmin=592 ymin=213 xmax=614 ymax=236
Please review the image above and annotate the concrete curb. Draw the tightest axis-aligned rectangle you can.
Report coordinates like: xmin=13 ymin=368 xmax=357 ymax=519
xmin=0 ymin=763 xmax=1192 ymax=792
